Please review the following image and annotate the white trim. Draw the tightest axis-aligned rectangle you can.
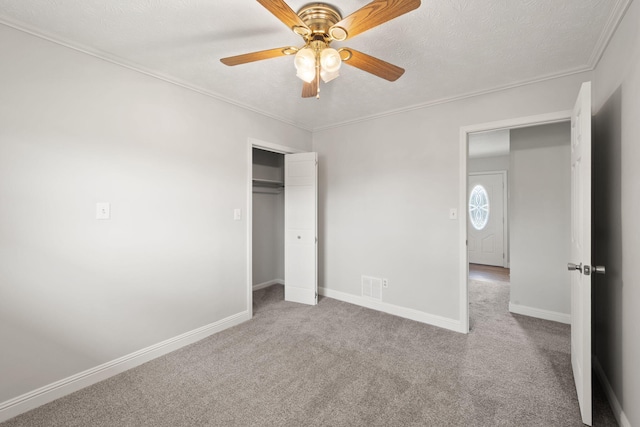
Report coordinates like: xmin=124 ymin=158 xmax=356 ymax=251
xmin=318 ymin=0 xmax=629 ymax=134
xmin=508 ymin=303 xmax=570 ymax=324
xmin=593 ymin=357 xmax=631 ymax=427
xmin=1 ymin=0 xmax=629 ymax=135
xmin=0 ymin=310 xmax=250 ymax=423
xmin=0 ymin=20 xmax=309 ymax=132
xmin=312 ymin=70 xmax=591 ymax=132
xmin=319 ymin=287 xmax=464 ymax=333
xmin=461 ymin=110 xmax=573 ymax=135
xmin=248 ymin=138 xmax=306 ymax=155
xmin=460 ymin=109 xmax=573 ymax=336
xmin=588 ymin=0 xmax=633 ymax=69
xmin=459 ymin=128 xmax=470 ymax=333
xmin=247 ymin=142 xmax=254 ymax=319
xmin=252 ymin=279 xmax=284 ymax=291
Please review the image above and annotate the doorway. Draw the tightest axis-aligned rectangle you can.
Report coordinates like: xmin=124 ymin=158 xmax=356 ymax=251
xmin=246 ymin=138 xmax=304 ymax=316
xmin=252 ymin=147 xmax=285 ymax=291
xmin=458 ymin=111 xmax=572 ymax=333
xmin=466 ymin=122 xmax=572 ymax=328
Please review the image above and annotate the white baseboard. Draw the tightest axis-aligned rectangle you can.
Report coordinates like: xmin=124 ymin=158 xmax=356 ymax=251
xmin=252 ymin=279 xmax=283 ymax=291
xmin=593 ymin=356 xmax=631 ymax=427
xmin=508 ymin=302 xmax=571 ymax=324
xmin=319 ymin=287 xmax=463 ymax=333
xmin=0 ymin=310 xmax=251 ymax=423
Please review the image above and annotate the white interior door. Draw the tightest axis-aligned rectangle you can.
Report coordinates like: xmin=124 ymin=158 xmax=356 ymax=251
xmin=569 ymin=81 xmax=592 ymax=426
xmin=284 ymin=152 xmax=318 ymax=305
xmin=468 ymin=172 xmax=506 ymax=267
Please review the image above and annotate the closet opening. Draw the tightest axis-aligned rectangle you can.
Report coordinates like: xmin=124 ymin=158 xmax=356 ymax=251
xmin=247 ymin=139 xmax=317 ymax=315
xmin=252 ymin=147 xmax=285 ymax=297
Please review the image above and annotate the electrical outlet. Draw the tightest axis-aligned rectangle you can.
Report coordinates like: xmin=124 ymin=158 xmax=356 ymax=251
xmin=96 ymin=202 xmax=110 ymax=220
xmin=382 ymin=278 xmax=389 ymax=288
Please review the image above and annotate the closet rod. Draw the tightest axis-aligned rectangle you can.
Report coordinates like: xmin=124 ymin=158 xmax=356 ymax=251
xmin=253 ymin=178 xmax=283 ymax=186
xmin=253 ymin=187 xmax=283 ymax=194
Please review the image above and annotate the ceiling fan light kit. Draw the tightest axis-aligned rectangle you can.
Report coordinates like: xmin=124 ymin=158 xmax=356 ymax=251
xmin=221 ymin=0 xmax=421 ymax=98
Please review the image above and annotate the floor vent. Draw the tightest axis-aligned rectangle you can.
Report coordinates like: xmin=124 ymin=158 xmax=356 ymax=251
xmin=362 ymin=276 xmax=382 ymax=301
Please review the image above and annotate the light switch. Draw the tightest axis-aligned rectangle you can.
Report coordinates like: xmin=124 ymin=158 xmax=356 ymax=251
xmin=96 ymin=202 xmax=110 ymax=220
xmin=449 ymin=208 xmax=458 ymax=220
xmin=234 ymin=208 xmax=242 ymax=221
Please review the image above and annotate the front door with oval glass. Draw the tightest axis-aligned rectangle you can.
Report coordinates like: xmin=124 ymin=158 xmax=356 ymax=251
xmin=468 ymin=172 xmax=506 ymax=267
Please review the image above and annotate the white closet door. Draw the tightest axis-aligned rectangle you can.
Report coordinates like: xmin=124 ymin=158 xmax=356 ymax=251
xmin=284 ymin=152 xmax=317 ymax=305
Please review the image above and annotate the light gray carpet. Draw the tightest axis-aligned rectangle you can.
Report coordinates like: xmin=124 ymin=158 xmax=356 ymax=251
xmin=2 ymin=280 xmax=617 ymax=426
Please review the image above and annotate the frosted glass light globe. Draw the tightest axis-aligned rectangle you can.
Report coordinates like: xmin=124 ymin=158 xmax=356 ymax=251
xmin=294 ymin=47 xmax=316 ymax=83
xmin=320 ymin=48 xmax=341 ymax=73
xmin=294 ymin=48 xmax=315 ymax=70
xmin=297 ymin=69 xmax=316 ymax=83
xmin=320 ymin=69 xmax=339 ymax=83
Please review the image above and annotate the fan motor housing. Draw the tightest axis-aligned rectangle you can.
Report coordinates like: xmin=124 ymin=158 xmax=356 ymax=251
xmin=297 ymin=3 xmax=342 ymax=37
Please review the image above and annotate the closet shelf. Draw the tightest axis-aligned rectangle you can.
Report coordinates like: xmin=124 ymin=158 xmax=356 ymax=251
xmin=253 ymin=178 xmax=284 ymax=188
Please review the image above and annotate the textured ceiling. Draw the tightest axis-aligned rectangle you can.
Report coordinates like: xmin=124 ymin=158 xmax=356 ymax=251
xmin=0 ymin=0 xmax=627 ymax=130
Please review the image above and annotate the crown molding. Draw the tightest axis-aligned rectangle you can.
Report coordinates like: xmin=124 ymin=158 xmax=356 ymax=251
xmin=310 ymin=66 xmax=592 ymax=132
xmin=587 ymin=0 xmax=633 ymax=69
xmin=1 ymin=0 xmax=632 ymax=135
xmin=0 ymin=18 xmax=313 ymax=133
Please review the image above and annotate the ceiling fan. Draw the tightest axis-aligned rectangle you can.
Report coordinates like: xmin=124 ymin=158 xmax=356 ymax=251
xmin=220 ymin=0 xmax=421 ymax=98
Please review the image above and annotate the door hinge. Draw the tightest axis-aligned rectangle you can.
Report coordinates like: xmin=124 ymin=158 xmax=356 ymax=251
xmin=315 ymin=237 xmax=318 ymax=243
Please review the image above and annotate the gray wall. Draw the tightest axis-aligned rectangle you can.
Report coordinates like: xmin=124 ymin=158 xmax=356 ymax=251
xmin=252 ymin=192 xmax=284 ymax=286
xmin=312 ymin=71 xmax=591 ymax=324
xmin=468 ymin=155 xmax=510 ymax=173
xmin=252 ymin=148 xmax=284 ymax=183
xmin=593 ymin=0 xmax=640 ymax=425
xmin=508 ymin=123 xmax=571 ymax=319
xmin=3 ymin=1 xmax=639 ymax=421
xmin=0 ymin=24 xmax=311 ymax=404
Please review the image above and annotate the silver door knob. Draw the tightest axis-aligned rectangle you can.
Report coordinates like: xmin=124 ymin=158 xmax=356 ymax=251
xmin=567 ymin=262 xmax=582 ymax=273
xmin=582 ymin=265 xmax=607 ymax=276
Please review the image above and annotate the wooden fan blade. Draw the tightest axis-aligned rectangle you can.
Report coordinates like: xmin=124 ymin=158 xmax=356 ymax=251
xmin=302 ymin=73 xmax=320 ymax=98
xmin=220 ymin=47 xmax=293 ymax=66
xmin=340 ymin=48 xmax=405 ymax=81
xmin=329 ymin=0 xmax=421 ymax=41
xmin=257 ymin=0 xmax=311 ymax=35
xmin=302 ymin=81 xmax=316 ymax=98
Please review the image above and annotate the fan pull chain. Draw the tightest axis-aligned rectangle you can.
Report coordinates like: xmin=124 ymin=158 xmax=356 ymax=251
xmin=316 ymin=51 xmax=321 ymax=99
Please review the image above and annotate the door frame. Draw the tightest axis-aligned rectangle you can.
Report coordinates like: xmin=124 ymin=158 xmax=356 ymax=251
xmin=458 ymin=111 xmax=571 ymax=333
xmin=468 ymin=170 xmax=509 ymax=268
xmin=247 ymin=137 xmax=305 ymax=316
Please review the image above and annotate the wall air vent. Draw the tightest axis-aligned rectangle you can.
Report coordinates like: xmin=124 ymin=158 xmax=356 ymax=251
xmin=362 ymin=275 xmax=382 ymax=301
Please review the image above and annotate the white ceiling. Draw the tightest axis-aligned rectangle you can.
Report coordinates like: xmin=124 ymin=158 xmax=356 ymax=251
xmin=0 ymin=0 xmax=628 ymax=131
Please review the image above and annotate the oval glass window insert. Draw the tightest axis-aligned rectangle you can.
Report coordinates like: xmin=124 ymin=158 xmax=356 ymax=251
xmin=469 ymin=185 xmax=490 ymax=230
